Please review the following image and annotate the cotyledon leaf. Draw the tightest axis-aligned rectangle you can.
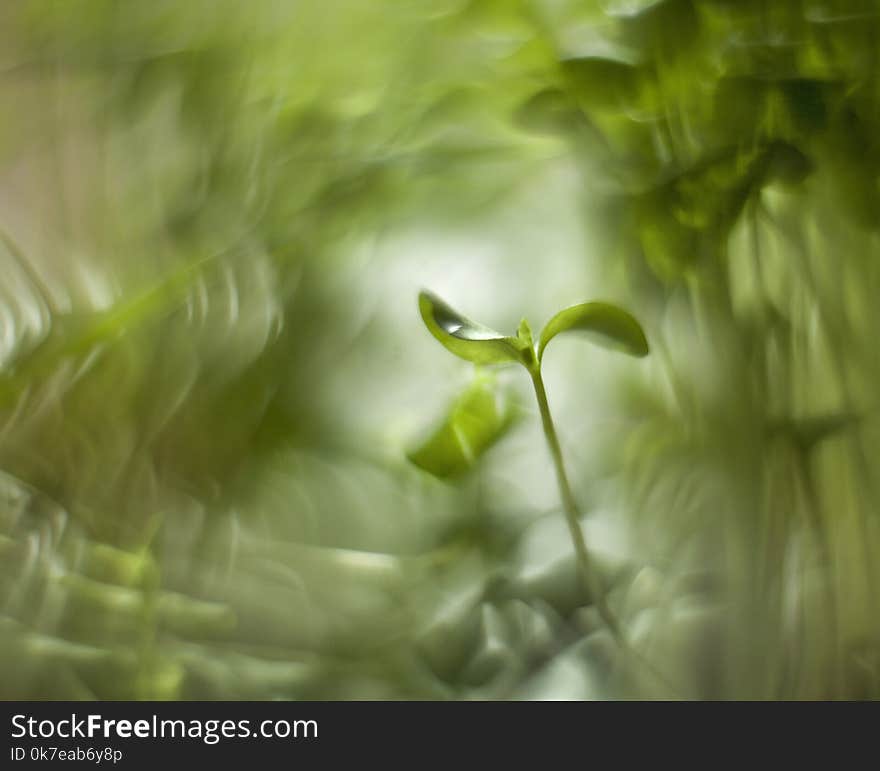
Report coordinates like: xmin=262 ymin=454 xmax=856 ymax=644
xmin=538 ymin=302 xmax=650 ymax=361
xmin=418 ymin=290 xmax=528 ymax=366
xmin=407 ymin=376 xmax=518 ymax=479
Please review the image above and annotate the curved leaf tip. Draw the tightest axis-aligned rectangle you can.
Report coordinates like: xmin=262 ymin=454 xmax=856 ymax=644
xmin=418 ymin=290 xmax=528 ymax=366
xmin=538 ymin=301 xmax=649 ymax=361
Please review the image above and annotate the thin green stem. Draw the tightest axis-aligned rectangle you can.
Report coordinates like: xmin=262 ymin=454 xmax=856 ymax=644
xmin=528 ymin=365 xmax=624 ymax=644
xmin=525 ymin=357 xmax=683 ymax=696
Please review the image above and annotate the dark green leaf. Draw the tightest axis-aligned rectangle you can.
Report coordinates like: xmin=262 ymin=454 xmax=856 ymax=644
xmin=418 ymin=291 xmax=528 ymax=366
xmin=616 ymin=0 xmax=700 ymax=56
xmin=538 ymin=302 xmax=649 ymax=361
xmin=561 ymin=56 xmax=641 ymax=112
xmin=778 ymin=78 xmax=830 ymax=134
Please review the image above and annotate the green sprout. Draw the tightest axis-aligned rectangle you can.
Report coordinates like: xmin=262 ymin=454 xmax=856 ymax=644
xmin=414 ymin=290 xmax=649 ymax=644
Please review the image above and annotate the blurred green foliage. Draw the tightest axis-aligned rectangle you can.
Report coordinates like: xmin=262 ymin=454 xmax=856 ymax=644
xmin=1 ymin=0 xmax=880 ymax=699
xmin=408 ymin=374 xmax=519 ymax=480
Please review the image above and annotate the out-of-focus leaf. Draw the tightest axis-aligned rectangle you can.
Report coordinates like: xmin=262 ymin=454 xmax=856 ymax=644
xmin=616 ymin=0 xmax=700 ymax=56
xmin=418 ymin=291 xmax=528 ymax=366
xmin=824 ymin=110 xmax=880 ymax=230
xmin=407 ymin=377 xmax=518 ymax=479
xmin=715 ymin=75 xmax=835 ymax=143
xmin=676 ymin=145 xmax=785 ymax=226
xmin=538 ymin=302 xmax=649 ymax=361
xmin=513 ymin=88 xmax=583 ymax=136
xmin=561 ymin=56 xmax=643 ymax=113
xmin=635 ymin=145 xmax=782 ymax=280
xmin=636 ymin=192 xmax=703 ymax=280
xmin=778 ymin=77 xmax=832 ymax=135
xmin=767 ymin=413 xmax=860 ymax=453
xmin=454 ymin=0 xmax=533 ymax=37
xmin=604 ymin=0 xmax=669 ymax=13
xmin=712 ymin=77 xmax=769 ymax=144
xmin=763 ymin=140 xmax=813 ymax=187
xmin=81 ymin=544 xmax=157 ymax=588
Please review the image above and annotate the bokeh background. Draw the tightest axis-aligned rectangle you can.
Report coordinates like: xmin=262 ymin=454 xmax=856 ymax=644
xmin=1 ymin=0 xmax=879 ymax=699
